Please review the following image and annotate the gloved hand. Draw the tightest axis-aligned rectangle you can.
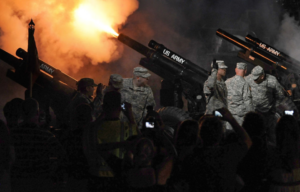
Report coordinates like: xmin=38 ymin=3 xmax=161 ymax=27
xmin=211 ymin=59 xmax=218 ymax=70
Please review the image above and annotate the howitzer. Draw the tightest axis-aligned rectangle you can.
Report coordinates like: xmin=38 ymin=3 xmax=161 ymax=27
xmin=0 ymin=48 xmax=77 ymax=127
xmin=216 ymin=29 xmax=300 ymax=75
xmin=117 ymin=34 xmax=209 ymax=118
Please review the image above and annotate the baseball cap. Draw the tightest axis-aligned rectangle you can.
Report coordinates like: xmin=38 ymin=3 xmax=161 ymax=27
xmin=251 ymin=66 xmax=264 ymax=80
xmin=216 ymin=60 xmax=227 ymax=69
xmin=133 ymin=67 xmax=151 ymax=78
xmin=77 ymin=78 xmax=97 ymax=89
xmin=109 ymin=74 xmax=123 ymax=89
xmin=236 ymin=62 xmax=247 ymax=70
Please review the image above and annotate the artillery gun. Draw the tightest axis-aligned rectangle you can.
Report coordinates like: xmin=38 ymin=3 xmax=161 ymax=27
xmin=0 ymin=48 xmax=78 ymax=128
xmin=117 ymin=34 xmax=209 ymax=130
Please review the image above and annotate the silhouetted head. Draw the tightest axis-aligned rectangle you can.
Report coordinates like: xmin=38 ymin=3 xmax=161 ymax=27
xmin=102 ymin=91 xmax=121 ymax=115
xmin=3 ymin=98 xmax=24 ymax=128
xmin=22 ymin=98 xmax=39 ymax=123
xmin=199 ymin=115 xmax=223 ymax=147
xmin=133 ymin=138 xmax=155 ymax=167
xmin=276 ymin=115 xmax=300 ymax=157
xmin=174 ymin=120 xmax=200 ymax=149
xmin=243 ymin=112 xmax=265 ymax=138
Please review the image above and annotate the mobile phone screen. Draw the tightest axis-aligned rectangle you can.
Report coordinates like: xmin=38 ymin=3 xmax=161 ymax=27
xmin=214 ymin=111 xmax=223 ymax=117
xmin=285 ymin=110 xmax=294 ymax=116
xmin=145 ymin=121 xmax=155 ymax=128
xmin=121 ymin=103 xmax=125 ymax=110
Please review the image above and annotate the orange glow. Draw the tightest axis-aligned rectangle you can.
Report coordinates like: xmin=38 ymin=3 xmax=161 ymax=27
xmin=73 ymin=3 xmax=119 ymax=37
xmin=0 ymin=0 xmax=138 ymax=75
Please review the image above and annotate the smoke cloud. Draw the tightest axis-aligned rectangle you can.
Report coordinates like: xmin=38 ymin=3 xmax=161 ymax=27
xmin=0 ymin=0 xmax=139 ymax=73
xmin=275 ymin=13 xmax=300 ymax=61
xmin=0 ymin=0 xmax=291 ymax=121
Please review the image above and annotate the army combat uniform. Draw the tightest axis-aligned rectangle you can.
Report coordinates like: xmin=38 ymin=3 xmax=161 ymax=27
xmin=203 ymin=61 xmax=228 ymax=115
xmin=245 ymin=66 xmax=285 ymax=144
xmin=121 ymin=67 xmax=156 ymax=128
xmin=225 ymin=62 xmax=253 ymax=127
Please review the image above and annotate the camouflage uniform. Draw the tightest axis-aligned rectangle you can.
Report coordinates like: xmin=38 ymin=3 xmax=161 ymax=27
xmin=203 ymin=61 xmax=228 ymax=115
xmin=225 ymin=62 xmax=253 ymax=127
xmin=121 ymin=67 xmax=156 ymax=128
xmin=245 ymin=66 xmax=285 ymax=144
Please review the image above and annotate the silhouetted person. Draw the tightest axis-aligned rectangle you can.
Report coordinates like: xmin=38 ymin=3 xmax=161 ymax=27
xmin=10 ymin=98 xmax=67 ymax=192
xmin=265 ymin=115 xmax=300 ymax=191
xmin=181 ymin=108 xmax=252 ymax=192
xmin=3 ymin=98 xmax=24 ymax=129
xmin=0 ymin=119 xmax=15 ymax=192
xmin=237 ymin=112 xmax=268 ymax=192
xmin=83 ymin=91 xmax=137 ymax=192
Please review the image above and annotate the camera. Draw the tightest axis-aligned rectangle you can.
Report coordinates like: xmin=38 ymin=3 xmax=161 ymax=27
xmin=214 ymin=111 xmax=223 ymax=117
xmin=145 ymin=121 xmax=155 ymax=128
xmin=285 ymin=110 xmax=294 ymax=116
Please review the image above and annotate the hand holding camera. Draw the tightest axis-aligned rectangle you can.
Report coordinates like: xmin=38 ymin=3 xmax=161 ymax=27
xmin=213 ymin=107 xmax=234 ymax=122
xmin=211 ymin=59 xmax=218 ymax=70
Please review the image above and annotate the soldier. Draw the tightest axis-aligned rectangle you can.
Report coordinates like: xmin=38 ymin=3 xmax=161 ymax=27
xmin=103 ymin=74 xmax=124 ymax=95
xmin=203 ymin=60 xmax=228 ymax=115
xmin=225 ymin=62 xmax=253 ymax=128
xmin=64 ymin=78 xmax=98 ymax=130
xmin=245 ymin=65 xmax=285 ymax=144
xmin=121 ymin=67 xmax=156 ymax=128
xmin=93 ymin=74 xmax=124 ymax=117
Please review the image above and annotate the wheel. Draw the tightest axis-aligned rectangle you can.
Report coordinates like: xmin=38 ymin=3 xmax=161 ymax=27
xmin=157 ymin=107 xmax=192 ymax=137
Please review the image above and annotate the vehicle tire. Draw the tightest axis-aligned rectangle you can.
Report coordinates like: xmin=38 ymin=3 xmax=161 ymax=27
xmin=157 ymin=107 xmax=192 ymax=137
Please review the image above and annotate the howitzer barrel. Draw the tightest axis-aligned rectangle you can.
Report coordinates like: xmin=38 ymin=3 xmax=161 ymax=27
xmin=245 ymin=35 xmax=300 ymax=67
xmin=216 ymin=29 xmax=288 ymax=72
xmin=148 ymin=40 xmax=208 ymax=77
xmin=16 ymin=48 xmax=78 ymax=89
xmin=0 ymin=49 xmax=23 ymax=68
xmin=118 ymin=34 xmax=150 ymax=56
xmin=118 ymin=34 xmax=207 ymax=86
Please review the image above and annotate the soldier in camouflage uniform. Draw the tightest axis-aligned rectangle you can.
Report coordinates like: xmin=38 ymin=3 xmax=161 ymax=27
xmin=225 ymin=62 xmax=253 ymax=129
xmin=203 ymin=60 xmax=228 ymax=115
xmin=121 ymin=67 xmax=156 ymax=128
xmin=245 ymin=66 xmax=285 ymax=144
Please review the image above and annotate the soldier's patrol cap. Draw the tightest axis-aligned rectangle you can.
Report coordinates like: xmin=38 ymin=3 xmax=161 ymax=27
xmin=216 ymin=60 xmax=227 ymax=69
xmin=236 ymin=62 xmax=247 ymax=70
xmin=251 ymin=66 xmax=265 ymax=80
xmin=133 ymin=67 xmax=151 ymax=78
xmin=77 ymin=78 xmax=97 ymax=89
xmin=109 ymin=74 xmax=123 ymax=89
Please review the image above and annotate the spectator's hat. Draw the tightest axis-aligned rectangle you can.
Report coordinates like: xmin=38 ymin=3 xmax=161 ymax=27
xmin=77 ymin=78 xmax=97 ymax=89
xmin=236 ymin=62 xmax=247 ymax=70
xmin=251 ymin=66 xmax=264 ymax=80
xmin=216 ymin=60 xmax=227 ymax=69
xmin=109 ymin=74 xmax=123 ymax=89
xmin=133 ymin=67 xmax=151 ymax=78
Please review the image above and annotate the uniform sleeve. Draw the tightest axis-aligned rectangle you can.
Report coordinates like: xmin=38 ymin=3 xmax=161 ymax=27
xmin=204 ymin=69 xmax=217 ymax=94
xmin=146 ymin=87 xmax=156 ymax=108
xmin=274 ymin=78 xmax=285 ymax=107
xmin=243 ymin=82 xmax=254 ymax=112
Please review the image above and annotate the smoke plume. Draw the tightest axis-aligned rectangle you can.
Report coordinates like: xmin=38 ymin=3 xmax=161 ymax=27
xmin=0 ymin=0 xmax=139 ymax=73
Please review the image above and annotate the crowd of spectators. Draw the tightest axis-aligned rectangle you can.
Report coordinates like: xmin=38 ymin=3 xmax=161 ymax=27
xmin=1 ymin=80 xmax=300 ymax=192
